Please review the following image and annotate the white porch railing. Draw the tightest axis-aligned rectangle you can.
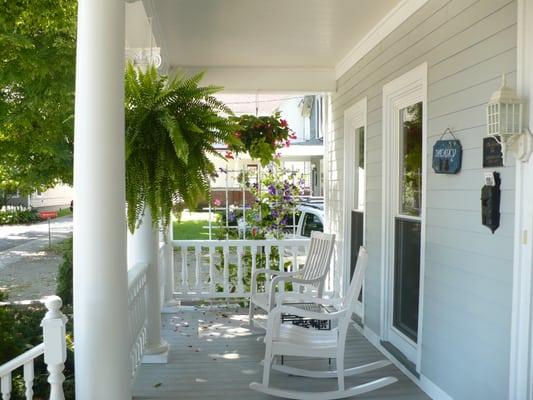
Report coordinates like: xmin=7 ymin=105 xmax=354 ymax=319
xmin=171 ymin=239 xmax=311 ymax=299
xmin=127 ymin=262 xmax=148 ymax=377
xmin=0 ymin=296 xmax=67 ymax=400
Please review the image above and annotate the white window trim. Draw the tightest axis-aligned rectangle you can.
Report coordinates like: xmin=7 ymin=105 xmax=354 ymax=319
xmin=343 ymin=97 xmax=367 ymax=319
xmin=381 ymin=63 xmax=427 ymax=371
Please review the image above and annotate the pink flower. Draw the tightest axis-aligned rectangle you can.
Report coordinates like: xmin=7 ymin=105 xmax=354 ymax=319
xmin=280 ymin=119 xmax=288 ymax=128
xmin=225 ymin=151 xmax=234 ymax=159
xmin=289 ymin=133 xmax=297 ymax=140
xmin=285 ymin=141 xmax=291 ymax=148
xmin=214 ymin=198 xmax=221 ymax=207
xmin=235 ymin=131 xmax=241 ymax=138
xmin=276 ymin=152 xmax=282 ymax=159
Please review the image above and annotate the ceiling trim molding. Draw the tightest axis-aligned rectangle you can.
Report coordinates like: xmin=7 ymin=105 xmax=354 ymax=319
xmin=335 ymin=0 xmax=429 ymax=80
xmin=170 ymin=66 xmax=336 ymax=93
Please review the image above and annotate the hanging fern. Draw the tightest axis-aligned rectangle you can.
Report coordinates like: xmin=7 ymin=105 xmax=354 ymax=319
xmin=125 ymin=64 xmax=239 ymax=232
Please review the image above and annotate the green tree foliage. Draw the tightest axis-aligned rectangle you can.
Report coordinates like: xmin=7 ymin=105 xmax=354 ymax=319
xmin=0 ymin=0 xmax=77 ymax=191
xmin=125 ymin=64 xmax=240 ymax=232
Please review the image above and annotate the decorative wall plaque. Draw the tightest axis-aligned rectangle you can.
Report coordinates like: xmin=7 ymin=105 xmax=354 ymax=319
xmin=483 ymin=137 xmax=503 ymax=168
xmin=432 ymin=128 xmax=462 ymax=174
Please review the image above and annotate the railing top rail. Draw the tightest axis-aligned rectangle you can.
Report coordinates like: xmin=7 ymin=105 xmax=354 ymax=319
xmin=171 ymin=238 xmax=311 ymax=247
xmin=128 ymin=262 xmax=149 ymax=288
xmin=0 ymin=343 xmax=44 ymax=377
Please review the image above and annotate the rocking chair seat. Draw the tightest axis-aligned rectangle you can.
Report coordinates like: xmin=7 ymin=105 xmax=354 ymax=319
xmin=273 ymin=324 xmax=338 ymax=358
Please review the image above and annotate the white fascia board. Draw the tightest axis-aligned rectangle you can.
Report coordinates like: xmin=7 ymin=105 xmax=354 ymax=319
xmin=169 ymin=66 xmax=336 ymax=93
xmin=278 ymin=144 xmax=324 ymax=158
xmin=335 ymin=0 xmax=429 ymax=79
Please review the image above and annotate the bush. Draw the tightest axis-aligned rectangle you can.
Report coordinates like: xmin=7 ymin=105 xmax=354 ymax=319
xmin=0 ymin=300 xmax=75 ymax=399
xmin=0 ymin=209 xmax=40 ymax=225
xmin=56 ymin=238 xmax=73 ymax=306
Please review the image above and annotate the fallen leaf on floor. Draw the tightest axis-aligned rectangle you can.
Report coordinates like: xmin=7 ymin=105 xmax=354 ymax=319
xmin=153 ymin=382 xmax=162 ymax=388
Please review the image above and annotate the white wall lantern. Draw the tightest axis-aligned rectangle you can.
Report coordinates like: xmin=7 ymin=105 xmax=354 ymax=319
xmin=487 ymin=74 xmax=532 ymax=164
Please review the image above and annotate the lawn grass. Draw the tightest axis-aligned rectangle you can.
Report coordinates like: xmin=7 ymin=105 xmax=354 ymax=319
xmin=56 ymin=208 xmax=72 ymax=218
xmin=173 ymin=220 xmax=211 ymax=240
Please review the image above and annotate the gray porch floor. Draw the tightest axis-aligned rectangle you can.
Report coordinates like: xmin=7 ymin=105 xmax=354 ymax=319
xmin=132 ymin=307 xmax=430 ymax=399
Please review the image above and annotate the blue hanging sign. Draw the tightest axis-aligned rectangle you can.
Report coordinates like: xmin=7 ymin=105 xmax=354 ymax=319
xmin=432 ymin=129 xmax=462 ymax=174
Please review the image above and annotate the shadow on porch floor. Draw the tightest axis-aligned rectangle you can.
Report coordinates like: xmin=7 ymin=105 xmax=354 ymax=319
xmin=132 ymin=306 xmax=430 ymax=399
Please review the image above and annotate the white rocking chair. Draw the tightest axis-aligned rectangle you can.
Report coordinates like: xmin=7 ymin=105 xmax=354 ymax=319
xmin=248 ymin=231 xmax=335 ymax=329
xmin=250 ymin=247 xmax=398 ymax=399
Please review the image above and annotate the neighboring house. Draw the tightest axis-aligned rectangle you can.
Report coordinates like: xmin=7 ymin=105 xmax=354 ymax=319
xmin=7 ymin=184 xmax=73 ymax=210
xmin=209 ymin=93 xmax=325 ymax=204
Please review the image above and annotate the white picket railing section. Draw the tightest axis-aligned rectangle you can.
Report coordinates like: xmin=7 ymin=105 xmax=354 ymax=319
xmin=0 ymin=296 xmax=67 ymax=400
xmin=171 ymin=239 xmax=311 ymax=299
xmin=127 ymin=262 xmax=149 ymax=377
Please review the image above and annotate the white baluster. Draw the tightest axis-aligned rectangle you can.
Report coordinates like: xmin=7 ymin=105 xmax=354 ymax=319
xmin=278 ymin=245 xmax=285 ymax=295
xmin=23 ymin=360 xmax=34 ymax=400
xmin=181 ymin=246 xmax=188 ymax=292
xmin=195 ymin=245 xmax=201 ymax=293
xmin=237 ymin=245 xmax=244 ymax=294
xmin=293 ymin=245 xmax=299 ymax=272
xmin=42 ymin=296 xmax=67 ymax=400
xmin=209 ymin=245 xmax=215 ymax=294
xmin=223 ymin=245 xmax=229 ymax=294
xmin=1 ymin=373 xmax=12 ymax=400
xmin=265 ymin=245 xmax=272 ymax=285
xmin=251 ymin=245 xmax=258 ymax=288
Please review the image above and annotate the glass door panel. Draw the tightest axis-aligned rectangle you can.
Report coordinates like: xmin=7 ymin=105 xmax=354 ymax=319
xmin=393 ymin=101 xmax=422 ymax=343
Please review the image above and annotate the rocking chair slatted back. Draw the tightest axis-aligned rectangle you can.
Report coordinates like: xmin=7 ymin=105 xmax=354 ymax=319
xmin=298 ymin=231 xmax=335 ymax=293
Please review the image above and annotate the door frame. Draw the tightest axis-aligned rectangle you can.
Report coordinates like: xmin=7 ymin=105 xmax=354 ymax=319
xmin=343 ymin=97 xmax=367 ymax=319
xmin=510 ymin=0 xmax=533 ymax=398
xmin=381 ymin=63 xmax=427 ymax=371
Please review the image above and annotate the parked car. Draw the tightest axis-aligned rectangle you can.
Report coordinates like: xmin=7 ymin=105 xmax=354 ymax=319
xmin=293 ymin=202 xmax=324 ymax=238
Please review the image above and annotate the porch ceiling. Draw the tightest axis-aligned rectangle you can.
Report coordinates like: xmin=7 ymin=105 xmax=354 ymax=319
xmin=131 ymin=0 xmax=401 ymax=91
xmin=147 ymin=0 xmax=399 ymax=69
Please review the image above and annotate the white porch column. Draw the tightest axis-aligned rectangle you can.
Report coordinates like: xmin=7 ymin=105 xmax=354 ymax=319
xmin=128 ymin=207 xmax=169 ymax=363
xmin=73 ymin=1 xmax=130 ymax=399
xmin=510 ymin=0 xmax=533 ymax=398
xmin=163 ymin=218 xmax=175 ymax=305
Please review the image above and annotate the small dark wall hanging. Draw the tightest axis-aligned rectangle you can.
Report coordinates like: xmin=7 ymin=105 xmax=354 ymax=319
xmin=481 ymin=172 xmax=501 ymax=234
xmin=483 ymin=137 xmax=503 ymax=168
xmin=432 ymin=128 xmax=462 ymax=174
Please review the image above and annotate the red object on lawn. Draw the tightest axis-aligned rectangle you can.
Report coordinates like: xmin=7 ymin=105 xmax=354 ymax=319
xmin=39 ymin=211 xmax=58 ymax=220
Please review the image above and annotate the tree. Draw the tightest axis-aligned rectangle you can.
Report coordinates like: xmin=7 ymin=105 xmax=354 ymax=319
xmin=0 ymin=0 xmax=77 ymax=192
xmin=125 ymin=64 xmax=241 ymax=232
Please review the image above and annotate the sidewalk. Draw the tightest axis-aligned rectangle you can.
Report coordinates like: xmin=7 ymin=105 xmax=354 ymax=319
xmin=0 ymin=216 xmax=73 ymax=301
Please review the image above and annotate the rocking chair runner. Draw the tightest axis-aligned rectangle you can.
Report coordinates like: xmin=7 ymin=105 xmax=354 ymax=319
xmin=250 ymin=247 xmax=398 ymax=399
xmin=248 ymin=231 xmax=335 ymax=328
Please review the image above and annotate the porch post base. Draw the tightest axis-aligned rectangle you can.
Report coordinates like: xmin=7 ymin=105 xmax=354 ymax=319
xmin=142 ymin=340 xmax=170 ymax=364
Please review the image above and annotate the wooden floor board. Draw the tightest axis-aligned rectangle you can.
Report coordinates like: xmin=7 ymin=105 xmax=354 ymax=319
xmin=132 ymin=307 xmax=430 ymax=399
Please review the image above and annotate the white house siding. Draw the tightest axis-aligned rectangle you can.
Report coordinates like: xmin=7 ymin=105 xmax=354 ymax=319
xmin=327 ymin=0 xmax=517 ymax=398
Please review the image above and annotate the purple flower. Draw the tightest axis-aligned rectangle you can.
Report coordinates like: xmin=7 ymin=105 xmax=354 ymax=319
xmin=268 ymin=184 xmax=276 ymax=195
xmin=254 ymin=214 xmax=261 ymax=222
xmin=272 ymin=210 xmax=279 ymax=218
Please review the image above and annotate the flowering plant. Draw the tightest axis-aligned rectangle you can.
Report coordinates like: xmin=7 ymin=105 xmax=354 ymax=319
xmin=245 ymin=166 xmax=305 ymax=239
xmin=225 ymin=112 xmax=297 ymax=166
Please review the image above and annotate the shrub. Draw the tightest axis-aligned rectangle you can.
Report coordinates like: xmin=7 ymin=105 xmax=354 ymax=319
xmin=56 ymin=238 xmax=73 ymax=306
xmin=0 ymin=209 xmax=39 ymax=225
xmin=0 ymin=300 xmax=75 ymax=399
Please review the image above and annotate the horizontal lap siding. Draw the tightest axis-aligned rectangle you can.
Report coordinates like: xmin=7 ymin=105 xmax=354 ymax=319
xmin=327 ymin=0 xmax=516 ymax=398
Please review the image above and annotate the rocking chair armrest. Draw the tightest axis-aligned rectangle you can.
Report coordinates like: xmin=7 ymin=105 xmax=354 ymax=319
xmin=251 ymin=269 xmax=299 ymax=295
xmin=271 ymin=305 xmax=347 ymax=322
xmin=267 ymin=275 xmax=323 ymax=310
